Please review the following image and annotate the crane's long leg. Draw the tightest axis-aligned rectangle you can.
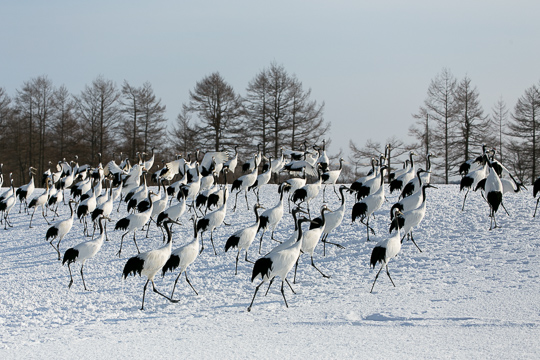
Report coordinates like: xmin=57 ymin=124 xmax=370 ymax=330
xmin=323 ymin=185 xmax=327 ymax=203
xmin=42 ymin=206 xmax=50 ymax=225
xmin=67 ymin=263 xmax=74 ymax=288
xmin=247 ymin=280 xmax=265 ymax=312
xmin=117 ymin=233 xmax=127 ymax=257
xmin=171 ymin=272 xmax=182 ymax=299
xmin=285 ymin=278 xmax=296 ymax=294
xmin=199 ymin=232 xmax=205 ymax=254
xmin=461 ymin=189 xmax=469 ymax=211
xmin=81 ymin=263 xmax=89 ymax=291
xmin=259 ymin=230 xmax=265 ymax=254
xmin=311 ymin=256 xmax=330 ymax=278
xmin=133 ymin=231 xmax=140 ymax=254
xmin=210 ymin=229 xmax=217 ymax=256
xmin=233 ymin=191 xmax=240 ymax=212
xmin=264 ymin=278 xmax=275 ymax=296
xmin=293 ymin=258 xmax=299 ymax=284
xmin=54 ymin=237 xmax=63 ymax=260
xmin=29 ymin=208 xmax=37 ymax=228
xmin=235 ymin=252 xmax=240 ymax=275
xmin=151 ymin=280 xmax=179 ymax=303
xmin=244 ymin=190 xmax=250 ymax=210
xmin=370 ymin=264 xmax=384 ymax=293
xmin=410 ymin=232 xmax=423 ymax=253
xmin=535 ymin=197 xmax=540 ymax=217
xmin=385 ymin=264 xmax=395 ymax=287
xmin=501 ymin=202 xmax=510 ymax=216
xmin=280 ymin=281 xmax=289 ymax=308
xmin=244 ymin=251 xmax=254 ymax=264
xmin=322 ymin=234 xmax=345 ymax=255
xmin=185 ymin=271 xmax=198 ymax=295
xmin=141 ymin=279 xmax=149 ymax=310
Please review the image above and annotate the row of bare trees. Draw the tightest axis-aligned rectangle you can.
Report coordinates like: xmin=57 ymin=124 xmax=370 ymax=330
xmin=171 ymin=62 xmax=329 ymax=162
xmin=350 ymin=68 xmax=540 ymax=184
xmin=0 ymin=62 xmax=330 ymax=186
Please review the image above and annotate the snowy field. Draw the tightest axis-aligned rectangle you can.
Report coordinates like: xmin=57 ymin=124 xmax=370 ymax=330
xmin=1 ymin=183 xmax=539 ymax=359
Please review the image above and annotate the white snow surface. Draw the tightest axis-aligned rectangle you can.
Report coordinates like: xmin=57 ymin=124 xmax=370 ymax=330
xmin=1 ymin=184 xmax=539 ymax=359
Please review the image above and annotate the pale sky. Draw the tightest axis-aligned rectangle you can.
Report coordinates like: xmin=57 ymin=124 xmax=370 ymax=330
xmin=1 ymin=0 xmax=539 ymax=159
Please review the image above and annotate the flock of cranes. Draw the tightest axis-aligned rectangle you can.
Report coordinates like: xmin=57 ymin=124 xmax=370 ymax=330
xmin=0 ymin=141 xmax=530 ymax=311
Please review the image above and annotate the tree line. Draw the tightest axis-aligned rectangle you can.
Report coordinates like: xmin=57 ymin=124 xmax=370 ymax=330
xmin=349 ymin=68 xmax=540 ymax=184
xmin=2 ymin=65 xmax=538 ymax=187
xmin=0 ymin=62 xmax=329 ymax=185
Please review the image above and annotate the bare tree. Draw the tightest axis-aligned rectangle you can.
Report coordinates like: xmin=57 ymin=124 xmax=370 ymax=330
xmin=288 ymin=78 xmax=328 ymax=152
xmin=51 ymin=85 xmax=79 ymax=160
xmin=245 ymin=70 xmax=271 ymax=154
xmin=413 ymin=68 xmax=458 ymax=183
xmin=454 ymin=76 xmax=491 ymax=162
xmin=187 ymin=72 xmax=244 ymax=152
xmin=74 ymin=76 xmax=121 ymax=164
xmin=138 ymin=82 xmax=168 ymax=154
xmin=246 ymin=62 xmax=329 ymax=160
xmin=14 ymin=76 xmax=55 ymax=178
xmin=507 ymin=82 xmax=540 ymax=182
xmin=171 ymin=105 xmax=198 ymax=156
xmin=491 ymin=97 xmax=509 ymax=164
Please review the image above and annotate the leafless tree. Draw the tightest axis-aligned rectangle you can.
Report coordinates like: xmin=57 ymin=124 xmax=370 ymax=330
xmin=454 ymin=76 xmax=491 ymax=162
xmin=413 ymin=68 xmax=459 ymax=183
xmin=74 ymin=76 xmax=121 ymax=164
xmin=186 ymin=72 xmax=244 ymax=152
xmin=491 ymin=97 xmax=509 ymax=164
xmin=507 ymin=82 xmax=540 ymax=182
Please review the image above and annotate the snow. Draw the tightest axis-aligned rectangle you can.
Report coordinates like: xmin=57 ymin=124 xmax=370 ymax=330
xmin=1 ymin=184 xmax=539 ymax=359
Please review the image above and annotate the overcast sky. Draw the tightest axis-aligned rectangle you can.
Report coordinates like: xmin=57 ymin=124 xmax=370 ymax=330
xmin=2 ymin=0 xmax=539 ymax=159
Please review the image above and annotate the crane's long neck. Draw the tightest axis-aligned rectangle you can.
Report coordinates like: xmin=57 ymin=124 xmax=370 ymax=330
xmin=339 ymin=187 xmax=346 ymax=207
xmin=96 ymin=217 xmax=107 ymax=244
xmin=254 ymin=206 xmax=260 ymax=224
xmin=164 ymin=221 xmax=173 ymax=245
xmin=421 ymin=185 xmax=428 ymax=203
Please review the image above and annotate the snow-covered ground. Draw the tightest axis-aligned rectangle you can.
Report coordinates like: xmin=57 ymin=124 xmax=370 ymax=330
xmin=1 ymin=184 xmax=539 ymax=359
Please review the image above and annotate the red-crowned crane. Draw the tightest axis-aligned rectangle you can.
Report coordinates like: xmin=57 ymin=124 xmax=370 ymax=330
xmin=370 ymin=221 xmax=402 ymax=293
xmin=231 ymin=164 xmax=257 ymax=212
xmin=122 ymin=217 xmax=181 ymax=310
xmin=293 ymin=205 xmax=332 ymax=283
xmin=0 ymin=175 xmax=16 ymax=229
xmin=485 ymin=153 xmax=503 ymax=230
xmin=389 ymin=183 xmax=437 ymax=252
xmin=28 ymin=178 xmax=52 ymax=228
xmin=316 ymin=139 xmax=330 ymax=173
xmin=77 ymin=186 xmax=97 ymax=236
xmin=321 ymin=158 xmax=345 ymax=202
xmin=351 ymin=166 xmax=387 ymax=241
xmin=46 ymin=199 xmax=78 ymax=260
xmin=62 ymin=215 xmax=110 ymax=290
xmin=310 ymin=185 xmax=348 ymax=256
xmin=257 ymin=183 xmax=290 ymax=254
xmin=197 ymin=187 xmax=228 ymax=255
xmin=400 ymin=154 xmax=435 ymax=199
xmin=162 ymin=216 xmax=201 ymax=298
xmin=242 ymin=144 xmax=262 ymax=174
xmin=115 ymin=191 xmax=155 ymax=257
xmin=225 ymin=203 xmax=263 ymax=275
xmin=223 ymin=145 xmax=239 ymax=175
xmin=292 ymin=165 xmax=323 ymax=217
xmin=352 ymin=155 xmax=386 ymax=200
xmin=16 ymin=167 xmax=37 ymax=213
xmin=247 ymin=217 xmax=313 ymax=312
xmin=389 ymin=170 xmax=426 ymax=219
xmin=91 ymin=180 xmax=114 ymax=241
xmin=389 ymin=151 xmax=416 ymax=194
xmin=249 ymin=156 xmax=273 ymax=203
